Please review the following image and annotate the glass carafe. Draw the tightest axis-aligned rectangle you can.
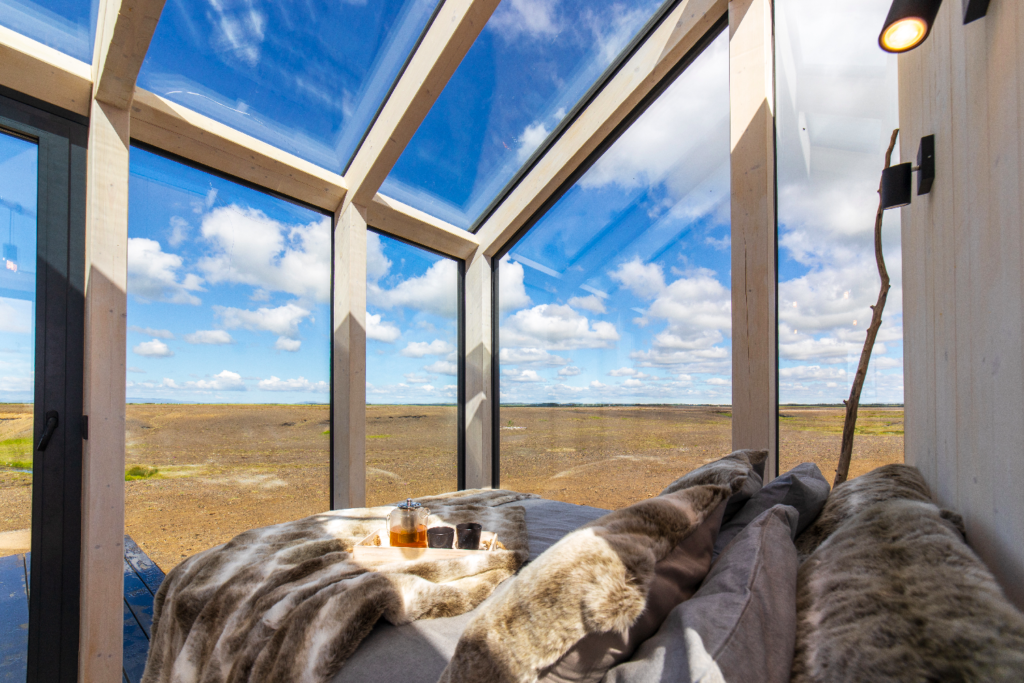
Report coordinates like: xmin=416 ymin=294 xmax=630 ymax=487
xmin=387 ymin=499 xmax=430 ymax=548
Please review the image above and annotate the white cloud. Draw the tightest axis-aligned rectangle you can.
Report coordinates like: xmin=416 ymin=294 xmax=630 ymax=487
xmin=274 ymin=337 xmax=302 ymax=352
xmin=127 ymin=238 xmax=204 ymax=305
xmin=779 ymin=365 xmax=848 ymax=381
xmin=501 ymin=304 xmax=619 ymax=350
xmin=608 ymin=367 xmax=637 ymax=377
xmin=516 ymin=121 xmax=550 ymax=164
xmin=567 ymin=294 xmax=606 ymax=314
xmin=401 ymin=339 xmax=454 ymax=358
xmin=184 ymin=329 xmax=233 ymax=345
xmin=499 ymin=257 xmax=531 ymax=313
xmin=404 ymin=373 xmax=431 ymax=384
xmin=0 ymin=298 xmax=32 ymax=334
xmin=367 ymin=313 xmax=401 ymax=343
xmin=706 ymin=377 xmax=731 ymax=386
xmin=705 ymin=235 xmax=730 ymax=250
xmin=498 ymin=348 xmax=569 ymax=366
xmin=623 ymin=379 xmax=642 ymax=388
xmin=557 ymin=366 xmax=581 ymax=377
xmin=127 ymin=367 xmax=145 ymax=374
xmin=214 ymin=302 xmax=311 ymax=338
xmin=504 ymin=368 xmax=543 ymax=383
xmin=258 ymin=376 xmax=328 ymax=392
xmin=370 ymin=258 xmax=457 ymax=319
xmin=489 ymin=0 xmax=559 ymax=40
xmin=424 ymin=360 xmax=458 ymax=376
xmin=168 ymin=216 xmax=190 ymax=247
xmin=610 ymin=258 xmax=666 ymax=299
xmin=133 ymin=339 xmax=173 ymax=358
xmin=189 ymin=370 xmax=245 ymax=391
xmin=129 ymin=326 xmax=174 ymax=339
xmin=208 ymin=1 xmax=266 ymax=67
xmin=197 ymin=206 xmax=331 ymax=302
xmin=590 ymin=380 xmax=606 ymax=389
xmin=366 ymin=232 xmax=392 ymax=282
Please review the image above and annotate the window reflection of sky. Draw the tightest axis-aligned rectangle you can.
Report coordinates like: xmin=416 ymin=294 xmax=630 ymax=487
xmin=366 ymin=234 xmax=458 ymax=405
xmin=0 ymin=133 xmax=38 ymax=402
xmin=500 ymin=32 xmax=730 ymax=405
xmin=382 ymin=0 xmax=665 ymax=230
xmin=776 ymin=0 xmax=902 ymax=405
xmin=0 ymin=0 xmax=98 ymax=63
xmin=139 ymin=0 xmax=439 ymax=174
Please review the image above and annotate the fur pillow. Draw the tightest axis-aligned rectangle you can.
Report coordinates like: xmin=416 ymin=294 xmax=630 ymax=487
xmin=437 ymin=483 xmax=732 ymax=683
xmin=792 ymin=498 xmax=1024 ymax=683
xmin=660 ymin=448 xmax=768 ymax=498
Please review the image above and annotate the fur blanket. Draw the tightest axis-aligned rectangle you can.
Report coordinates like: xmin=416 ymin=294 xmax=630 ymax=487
xmin=142 ymin=489 xmax=536 ymax=683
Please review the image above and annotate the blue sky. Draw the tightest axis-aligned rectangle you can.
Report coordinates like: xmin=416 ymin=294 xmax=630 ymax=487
xmin=0 ymin=0 xmax=98 ymax=63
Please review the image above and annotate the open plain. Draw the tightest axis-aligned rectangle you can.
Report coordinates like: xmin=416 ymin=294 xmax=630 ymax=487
xmin=0 ymin=403 xmax=903 ymax=571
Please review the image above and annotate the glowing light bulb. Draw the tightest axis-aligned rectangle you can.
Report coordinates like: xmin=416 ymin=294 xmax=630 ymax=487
xmin=880 ymin=17 xmax=928 ymax=52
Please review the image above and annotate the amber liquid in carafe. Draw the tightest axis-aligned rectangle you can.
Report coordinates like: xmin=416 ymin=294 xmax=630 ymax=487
xmin=390 ymin=524 xmax=428 ymax=548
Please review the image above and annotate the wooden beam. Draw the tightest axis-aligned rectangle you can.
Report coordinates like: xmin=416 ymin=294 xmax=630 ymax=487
xmin=0 ymin=25 xmax=92 ymax=116
xmin=79 ymin=97 xmax=130 ymax=683
xmin=341 ymin=0 xmax=500 ymax=212
xmin=476 ymin=0 xmax=729 ymax=257
xmin=728 ymin=0 xmax=777 ymax=479
xmin=130 ymin=88 xmax=348 ymax=211
xmin=92 ymin=0 xmax=167 ymax=109
xmin=366 ymin=194 xmax=480 ymax=260
xmin=463 ymin=251 xmax=493 ymax=488
xmin=332 ymin=204 xmax=368 ymax=509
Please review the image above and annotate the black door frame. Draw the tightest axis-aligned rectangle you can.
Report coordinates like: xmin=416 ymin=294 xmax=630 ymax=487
xmin=0 ymin=88 xmax=87 ymax=683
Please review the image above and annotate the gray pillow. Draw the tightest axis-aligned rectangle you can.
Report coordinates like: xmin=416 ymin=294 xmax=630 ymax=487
xmin=713 ymin=462 xmax=829 ymax=560
xmin=604 ymin=505 xmax=800 ymax=683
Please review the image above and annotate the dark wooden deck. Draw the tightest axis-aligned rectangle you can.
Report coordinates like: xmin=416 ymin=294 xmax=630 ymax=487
xmin=0 ymin=536 xmax=165 ymax=683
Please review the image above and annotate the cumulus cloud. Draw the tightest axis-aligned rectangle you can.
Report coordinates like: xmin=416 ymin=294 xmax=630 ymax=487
xmin=498 ymin=348 xmax=569 ymax=366
xmin=557 ymin=366 xmax=581 ymax=377
xmin=501 ymin=304 xmax=619 ymax=350
xmin=424 ymin=360 xmax=458 ymax=376
xmin=489 ymin=0 xmax=559 ymax=40
xmin=567 ymin=294 xmax=606 ymax=314
xmin=367 ymin=314 xmax=401 ymax=343
xmin=258 ymin=376 xmax=328 ymax=392
xmin=610 ymin=258 xmax=666 ymax=300
xmin=127 ymin=238 xmax=204 ymax=305
xmin=186 ymin=370 xmax=245 ymax=391
xmin=197 ymin=206 xmax=331 ymax=302
xmin=499 ymin=257 xmax=531 ymax=313
xmin=129 ymin=326 xmax=174 ymax=339
xmin=274 ymin=337 xmax=302 ymax=352
xmin=404 ymin=373 xmax=432 ymax=384
xmin=133 ymin=339 xmax=173 ymax=358
xmin=184 ymin=329 xmax=233 ymax=345
xmin=504 ymin=368 xmax=543 ymax=383
xmin=214 ymin=302 xmax=311 ymax=338
xmin=516 ymin=121 xmax=550 ymax=164
xmin=370 ymin=258 xmax=457 ymax=319
xmin=401 ymin=339 xmax=454 ymax=358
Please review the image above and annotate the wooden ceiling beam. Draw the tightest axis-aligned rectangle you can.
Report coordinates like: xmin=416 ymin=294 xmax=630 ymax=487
xmin=93 ymin=0 xmax=167 ymax=109
xmin=0 ymin=26 xmax=92 ymax=116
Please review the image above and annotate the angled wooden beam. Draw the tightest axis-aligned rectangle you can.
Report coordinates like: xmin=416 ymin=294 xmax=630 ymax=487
xmin=476 ymin=0 xmax=728 ymax=257
xmin=130 ymin=88 xmax=348 ymax=211
xmin=366 ymin=194 xmax=480 ymax=260
xmin=92 ymin=0 xmax=167 ymax=109
xmin=341 ymin=0 xmax=500 ymax=213
xmin=0 ymin=25 xmax=92 ymax=116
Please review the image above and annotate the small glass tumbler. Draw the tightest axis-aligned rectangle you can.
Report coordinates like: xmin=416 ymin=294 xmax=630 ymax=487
xmin=456 ymin=523 xmax=482 ymax=550
xmin=427 ymin=526 xmax=455 ymax=549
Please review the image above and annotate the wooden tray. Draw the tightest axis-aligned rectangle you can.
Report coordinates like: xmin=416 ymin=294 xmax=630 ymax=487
xmin=352 ymin=528 xmax=498 ymax=564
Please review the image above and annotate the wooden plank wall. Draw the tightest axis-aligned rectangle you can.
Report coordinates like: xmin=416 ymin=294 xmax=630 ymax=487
xmin=899 ymin=0 xmax=1023 ymax=609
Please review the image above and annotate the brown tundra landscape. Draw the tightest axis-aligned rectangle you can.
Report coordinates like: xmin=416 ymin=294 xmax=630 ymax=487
xmin=0 ymin=403 xmax=904 ymax=571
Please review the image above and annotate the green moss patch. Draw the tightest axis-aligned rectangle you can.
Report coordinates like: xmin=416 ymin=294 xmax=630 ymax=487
xmin=125 ymin=465 xmax=160 ymax=481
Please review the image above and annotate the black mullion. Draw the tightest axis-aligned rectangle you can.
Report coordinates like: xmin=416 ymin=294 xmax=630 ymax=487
xmin=457 ymin=260 xmax=466 ymax=490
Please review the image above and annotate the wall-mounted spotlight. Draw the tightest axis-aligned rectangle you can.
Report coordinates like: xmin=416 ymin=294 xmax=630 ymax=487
xmin=879 ymin=0 xmax=943 ymax=53
xmin=882 ymin=135 xmax=935 ymax=210
xmin=962 ymin=0 xmax=990 ymax=24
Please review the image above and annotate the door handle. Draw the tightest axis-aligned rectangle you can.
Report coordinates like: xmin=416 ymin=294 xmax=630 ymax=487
xmin=36 ymin=410 xmax=59 ymax=451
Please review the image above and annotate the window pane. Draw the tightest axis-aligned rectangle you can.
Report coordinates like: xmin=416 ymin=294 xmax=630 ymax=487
xmin=139 ymin=0 xmax=440 ymax=174
xmin=498 ymin=31 xmax=730 ymax=509
xmin=126 ymin=147 xmax=330 ymax=572
xmin=0 ymin=132 xmax=37 ymax=564
xmin=382 ymin=0 xmax=666 ymax=230
xmin=365 ymin=233 xmax=457 ymax=506
xmin=775 ymin=0 xmax=904 ymax=478
xmin=0 ymin=0 xmax=98 ymax=63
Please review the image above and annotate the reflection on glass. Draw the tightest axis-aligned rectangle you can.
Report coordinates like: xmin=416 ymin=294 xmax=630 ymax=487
xmin=365 ymin=233 xmax=457 ymax=506
xmin=0 ymin=0 xmax=99 ymax=63
xmin=126 ymin=147 xmax=330 ymax=572
xmin=382 ymin=0 xmax=665 ymax=230
xmin=0 ymin=131 xmax=37 ymax=677
xmin=498 ymin=32 xmax=731 ymax=509
xmin=139 ymin=0 xmax=440 ymax=174
xmin=775 ymin=0 xmax=904 ymax=478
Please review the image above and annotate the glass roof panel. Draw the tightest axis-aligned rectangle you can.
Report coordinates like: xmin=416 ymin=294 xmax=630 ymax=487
xmin=0 ymin=0 xmax=99 ymax=63
xmin=381 ymin=0 xmax=667 ymax=231
xmin=138 ymin=0 xmax=440 ymax=174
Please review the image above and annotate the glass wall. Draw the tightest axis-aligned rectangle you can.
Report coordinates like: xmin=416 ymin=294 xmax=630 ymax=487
xmin=126 ymin=148 xmax=330 ymax=571
xmin=0 ymin=0 xmax=100 ymax=63
xmin=498 ymin=31 xmax=731 ymax=510
xmin=0 ymin=132 xmax=37 ymax=558
xmin=775 ymin=0 xmax=904 ymax=479
xmin=365 ymin=232 xmax=458 ymax=506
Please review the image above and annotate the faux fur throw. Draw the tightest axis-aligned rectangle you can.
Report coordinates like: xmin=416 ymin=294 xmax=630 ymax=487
xmin=792 ymin=497 xmax=1024 ymax=682
xmin=142 ymin=488 xmax=537 ymax=683
xmin=439 ymin=482 xmax=734 ymax=683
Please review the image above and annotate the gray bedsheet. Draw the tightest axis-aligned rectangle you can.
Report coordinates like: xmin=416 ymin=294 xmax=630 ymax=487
xmin=332 ymin=498 xmax=609 ymax=683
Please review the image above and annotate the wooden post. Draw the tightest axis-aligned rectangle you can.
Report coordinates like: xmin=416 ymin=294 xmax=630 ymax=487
xmin=332 ymin=203 xmax=368 ymax=509
xmin=729 ymin=0 xmax=778 ymax=479
xmin=463 ymin=250 xmax=493 ymax=489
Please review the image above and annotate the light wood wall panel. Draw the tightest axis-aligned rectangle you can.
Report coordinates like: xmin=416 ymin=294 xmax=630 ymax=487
xmin=900 ymin=0 xmax=1024 ymax=609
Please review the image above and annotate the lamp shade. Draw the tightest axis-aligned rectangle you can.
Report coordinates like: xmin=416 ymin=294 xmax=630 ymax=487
xmin=881 ymin=163 xmax=913 ymax=210
xmin=879 ymin=0 xmax=943 ymax=53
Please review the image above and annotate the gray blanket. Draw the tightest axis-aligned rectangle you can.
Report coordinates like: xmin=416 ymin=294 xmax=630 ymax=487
xmin=142 ymin=489 xmax=536 ymax=683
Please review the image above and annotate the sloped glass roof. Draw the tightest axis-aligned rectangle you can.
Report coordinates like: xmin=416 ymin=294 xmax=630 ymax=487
xmin=0 ymin=0 xmax=98 ymax=63
xmin=138 ymin=0 xmax=441 ymax=174
xmin=381 ymin=0 xmax=667 ymax=231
